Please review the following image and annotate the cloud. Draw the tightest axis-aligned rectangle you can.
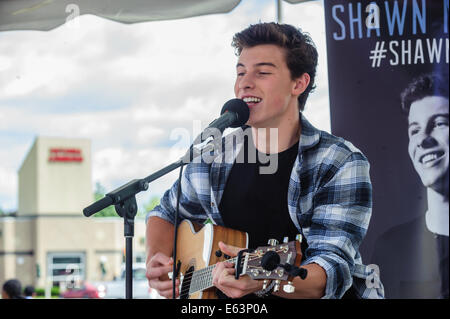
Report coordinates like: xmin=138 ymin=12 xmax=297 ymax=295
xmin=0 ymin=166 xmax=17 ymax=198
xmin=0 ymin=0 xmax=330 ymax=212
xmin=0 ymin=160 xmax=18 ymax=212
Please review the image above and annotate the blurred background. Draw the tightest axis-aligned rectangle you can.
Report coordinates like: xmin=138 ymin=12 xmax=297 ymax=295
xmin=0 ymin=0 xmax=329 ymax=298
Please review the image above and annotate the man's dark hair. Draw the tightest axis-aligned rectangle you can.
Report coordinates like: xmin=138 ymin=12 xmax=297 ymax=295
xmin=24 ymin=285 xmax=35 ymax=297
xmin=2 ymin=279 xmax=23 ymax=299
xmin=231 ymin=22 xmax=318 ymax=111
xmin=400 ymin=72 xmax=449 ymax=115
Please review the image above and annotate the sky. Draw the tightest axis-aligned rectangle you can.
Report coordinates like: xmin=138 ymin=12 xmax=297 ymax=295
xmin=0 ymin=0 xmax=330 ymax=214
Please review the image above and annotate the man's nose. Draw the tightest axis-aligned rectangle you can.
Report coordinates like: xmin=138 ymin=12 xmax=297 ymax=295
xmin=239 ymin=73 xmax=254 ymax=90
xmin=417 ymin=134 xmax=437 ymax=149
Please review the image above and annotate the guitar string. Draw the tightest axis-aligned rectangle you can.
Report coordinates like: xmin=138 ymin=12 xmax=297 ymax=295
xmin=182 ymin=245 xmax=293 ymax=294
xmin=181 ymin=248 xmax=286 ymax=289
xmin=181 ymin=257 xmax=240 ymax=294
xmin=180 ymin=248 xmax=289 ymax=294
xmin=181 ymin=256 xmax=242 ymax=292
xmin=183 ymin=256 xmax=276 ymax=295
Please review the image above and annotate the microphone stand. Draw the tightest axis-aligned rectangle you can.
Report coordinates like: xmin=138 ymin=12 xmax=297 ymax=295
xmin=83 ymin=98 xmax=248 ymax=299
xmin=83 ymin=138 xmax=217 ymax=299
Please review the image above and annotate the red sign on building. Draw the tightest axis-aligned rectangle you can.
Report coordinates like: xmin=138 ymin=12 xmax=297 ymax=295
xmin=48 ymin=148 xmax=83 ymax=162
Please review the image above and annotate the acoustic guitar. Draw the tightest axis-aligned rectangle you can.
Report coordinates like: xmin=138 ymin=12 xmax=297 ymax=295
xmin=174 ymin=219 xmax=304 ymax=299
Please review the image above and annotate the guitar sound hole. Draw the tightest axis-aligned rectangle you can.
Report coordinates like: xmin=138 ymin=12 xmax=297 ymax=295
xmin=179 ymin=265 xmax=195 ymax=299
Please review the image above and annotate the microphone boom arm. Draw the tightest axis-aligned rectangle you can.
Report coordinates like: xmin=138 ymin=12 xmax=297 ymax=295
xmin=82 ymin=98 xmax=249 ymax=299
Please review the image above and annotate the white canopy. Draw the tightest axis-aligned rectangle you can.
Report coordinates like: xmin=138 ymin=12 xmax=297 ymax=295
xmin=0 ymin=0 xmax=313 ymax=32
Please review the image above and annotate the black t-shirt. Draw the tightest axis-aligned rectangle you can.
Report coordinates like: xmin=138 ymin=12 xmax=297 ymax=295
xmin=372 ymin=215 xmax=449 ymax=298
xmin=216 ymin=133 xmax=300 ymax=299
xmin=217 ymin=132 xmax=361 ymax=299
xmin=436 ymin=233 xmax=449 ymax=298
xmin=219 ymin=133 xmax=300 ymax=250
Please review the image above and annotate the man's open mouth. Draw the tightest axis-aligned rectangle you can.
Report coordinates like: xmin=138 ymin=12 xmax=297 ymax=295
xmin=419 ymin=150 xmax=445 ymax=167
xmin=242 ymin=96 xmax=262 ymax=106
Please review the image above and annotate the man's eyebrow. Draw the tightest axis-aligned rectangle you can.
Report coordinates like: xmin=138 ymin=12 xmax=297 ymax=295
xmin=408 ymin=121 xmax=419 ymax=128
xmin=236 ymin=62 xmax=277 ymax=68
xmin=408 ymin=113 xmax=449 ymax=128
xmin=431 ymin=113 xmax=450 ymax=122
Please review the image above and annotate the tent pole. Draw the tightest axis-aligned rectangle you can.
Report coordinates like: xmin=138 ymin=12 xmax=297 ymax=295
xmin=276 ymin=0 xmax=282 ymax=23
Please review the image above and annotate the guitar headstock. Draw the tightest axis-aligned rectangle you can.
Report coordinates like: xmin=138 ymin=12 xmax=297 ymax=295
xmin=240 ymin=241 xmax=301 ymax=281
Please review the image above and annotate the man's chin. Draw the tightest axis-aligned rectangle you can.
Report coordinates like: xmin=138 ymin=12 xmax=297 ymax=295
xmin=422 ymin=170 xmax=450 ymax=197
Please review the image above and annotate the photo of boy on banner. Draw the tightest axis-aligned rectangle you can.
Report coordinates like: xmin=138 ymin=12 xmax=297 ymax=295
xmin=402 ymin=73 xmax=448 ymax=237
xmin=323 ymin=0 xmax=448 ymax=298
xmin=372 ymin=72 xmax=448 ymax=299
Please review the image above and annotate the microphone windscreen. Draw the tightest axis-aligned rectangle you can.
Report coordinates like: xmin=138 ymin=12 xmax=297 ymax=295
xmin=220 ymin=99 xmax=250 ymax=128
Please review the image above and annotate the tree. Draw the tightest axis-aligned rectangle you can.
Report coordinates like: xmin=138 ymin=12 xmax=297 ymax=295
xmin=138 ymin=196 xmax=160 ymax=218
xmin=92 ymin=182 xmax=118 ymax=217
xmin=92 ymin=182 xmax=160 ymax=218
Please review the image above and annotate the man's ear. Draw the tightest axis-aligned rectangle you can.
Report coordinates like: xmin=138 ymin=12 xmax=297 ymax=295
xmin=292 ymin=73 xmax=310 ymax=96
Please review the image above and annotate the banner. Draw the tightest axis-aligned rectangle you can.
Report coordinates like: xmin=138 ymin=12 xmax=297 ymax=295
xmin=324 ymin=0 xmax=448 ymax=298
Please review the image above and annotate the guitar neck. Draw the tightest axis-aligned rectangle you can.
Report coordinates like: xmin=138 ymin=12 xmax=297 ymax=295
xmin=186 ymin=257 xmax=238 ymax=295
xmin=175 ymin=220 xmax=302 ymax=299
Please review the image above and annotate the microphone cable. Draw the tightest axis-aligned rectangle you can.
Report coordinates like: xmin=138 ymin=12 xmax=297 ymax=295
xmin=169 ymin=98 xmax=248 ymax=299
xmin=172 ymin=164 xmax=184 ymax=299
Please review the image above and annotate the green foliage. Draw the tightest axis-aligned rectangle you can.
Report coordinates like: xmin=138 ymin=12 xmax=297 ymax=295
xmin=92 ymin=182 xmax=160 ymax=218
xmin=138 ymin=196 xmax=160 ymax=217
xmin=35 ymin=286 xmax=60 ymax=297
xmin=92 ymin=182 xmax=119 ymax=217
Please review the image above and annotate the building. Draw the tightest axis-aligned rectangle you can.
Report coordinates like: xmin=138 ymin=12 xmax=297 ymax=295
xmin=0 ymin=137 xmax=147 ymax=290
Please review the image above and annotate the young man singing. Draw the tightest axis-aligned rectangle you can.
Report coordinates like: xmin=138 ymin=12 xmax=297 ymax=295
xmin=145 ymin=22 xmax=384 ymax=299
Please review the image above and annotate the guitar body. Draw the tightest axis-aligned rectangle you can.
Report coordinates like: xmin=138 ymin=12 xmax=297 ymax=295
xmin=176 ymin=220 xmax=248 ymax=299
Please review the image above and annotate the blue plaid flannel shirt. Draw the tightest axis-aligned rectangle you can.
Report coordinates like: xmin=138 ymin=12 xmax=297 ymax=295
xmin=146 ymin=114 xmax=384 ymax=299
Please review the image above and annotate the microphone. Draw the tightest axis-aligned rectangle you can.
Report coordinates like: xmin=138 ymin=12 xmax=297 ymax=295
xmin=206 ymin=98 xmax=250 ymax=134
xmin=181 ymin=99 xmax=249 ymax=163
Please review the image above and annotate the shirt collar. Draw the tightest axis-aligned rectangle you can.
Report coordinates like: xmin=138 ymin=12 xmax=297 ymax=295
xmin=219 ymin=113 xmax=321 ymax=162
xmin=298 ymin=112 xmax=321 ymax=155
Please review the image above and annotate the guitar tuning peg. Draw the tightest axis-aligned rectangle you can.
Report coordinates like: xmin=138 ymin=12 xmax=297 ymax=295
xmin=267 ymin=239 xmax=279 ymax=246
xmin=283 ymin=281 xmax=295 ymax=293
xmin=273 ymin=280 xmax=281 ymax=292
xmin=296 ymin=234 xmax=303 ymax=243
xmin=283 ymin=236 xmax=289 ymax=243
xmin=262 ymin=279 xmax=269 ymax=290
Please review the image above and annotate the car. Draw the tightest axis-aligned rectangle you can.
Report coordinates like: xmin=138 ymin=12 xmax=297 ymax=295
xmin=93 ymin=263 xmax=154 ymax=299
xmin=61 ymin=281 xmax=100 ymax=299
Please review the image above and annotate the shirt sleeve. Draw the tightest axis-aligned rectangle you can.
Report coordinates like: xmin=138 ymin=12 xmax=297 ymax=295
xmin=302 ymin=150 xmax=372 ymax=299
xmin=145 ymin=164 xmax=207 ymax=225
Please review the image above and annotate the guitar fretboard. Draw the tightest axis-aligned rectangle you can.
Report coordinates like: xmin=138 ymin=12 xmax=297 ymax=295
xmin=185 ymin=257 xmax=238 ymax=296
xmin=179 ymin=243 xmax=296 ymax=298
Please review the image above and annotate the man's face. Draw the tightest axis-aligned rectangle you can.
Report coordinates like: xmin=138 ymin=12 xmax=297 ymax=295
xmin=234 ymin=44 xmax=299 ymax=128
xmin=408 ymin=96 xmax=449 ymax=192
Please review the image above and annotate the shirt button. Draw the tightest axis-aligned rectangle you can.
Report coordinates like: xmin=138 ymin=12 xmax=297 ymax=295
xmin=211 ymin=202 xmax=215 ymax=207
